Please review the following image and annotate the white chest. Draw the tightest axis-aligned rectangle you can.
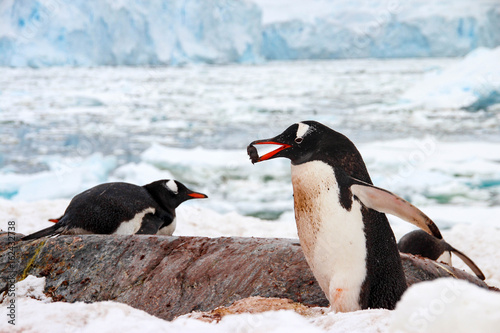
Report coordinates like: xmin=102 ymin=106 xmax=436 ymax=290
xmin=157 ymin=217 xmax=176 ymax=236
xmin=291 ymin=161 xmax=367 ymax=312
xmin=113 ymin=207 xmax=156 ymax=235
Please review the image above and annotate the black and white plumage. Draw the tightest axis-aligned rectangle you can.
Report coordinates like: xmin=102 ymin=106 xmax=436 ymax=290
xmin=248 ymin=121 xmax=442 ymax=312
xmin=21 ymin=180 xmax=207 ymax=240
xmin=398 ymin=229 xmax=485 ymax=280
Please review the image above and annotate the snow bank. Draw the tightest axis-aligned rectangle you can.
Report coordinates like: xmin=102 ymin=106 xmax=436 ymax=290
xmin=0 ymin=275 xmax=389 ymax=333
xmin=401 ymin=46 xmax=500 ymax=110
xmin=390 ymin=278 xmax=500 ymax=333
xmin=4 ymin=273 xmax=500 ymax=332
xmin=0 ymin=276 xmax=193 ymax=333
xmin=0 ymin=0 xmax=499 ymax=66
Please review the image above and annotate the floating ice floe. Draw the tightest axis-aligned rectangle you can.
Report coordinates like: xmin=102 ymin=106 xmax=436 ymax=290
xmin=0 ymin=153 xmax=116 ymax=201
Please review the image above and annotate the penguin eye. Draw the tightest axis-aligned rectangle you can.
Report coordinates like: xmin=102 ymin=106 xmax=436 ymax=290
xmin=295 ymin=137 xmax=303 ymax=144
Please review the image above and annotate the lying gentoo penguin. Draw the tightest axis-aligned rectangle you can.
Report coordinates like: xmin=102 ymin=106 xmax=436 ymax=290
xmin=247 ymin=121 xmax=442 ymax=312
xmin=21 ymin=180 xmax=207 ymax=240
xmin=398 ymin=229 xmax=485 ymax=280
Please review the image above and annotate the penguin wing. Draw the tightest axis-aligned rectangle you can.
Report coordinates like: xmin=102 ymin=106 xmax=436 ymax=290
xmin=350 ymin=178 xmax=442 ymax=239
xmin=21 ymin=224 xmax=65 ymax=241
xmin=135 ymin=213 xmax=164 ymax=235
xmin=445 ymin=244 xmax=486 ymax=280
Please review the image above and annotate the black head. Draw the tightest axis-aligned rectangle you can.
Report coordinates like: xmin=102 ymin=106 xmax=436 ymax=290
xmin=248 ymin=121 xmax=372 ymax=183
xmin=398 ymin=229 xmax=446 ymax=260
xmin=143 ymin=179 xmax=208 ymax=210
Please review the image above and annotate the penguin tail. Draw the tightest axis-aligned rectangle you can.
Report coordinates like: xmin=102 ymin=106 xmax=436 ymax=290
xmin=21 ymin=224 xmax=64 ymax=241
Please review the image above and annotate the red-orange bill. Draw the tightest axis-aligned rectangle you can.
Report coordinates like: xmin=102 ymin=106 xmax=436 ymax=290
xmin=247 ymin=141 xmax=291 ymax=163
xmin=188 ymin=192 xmax=208 ymax=199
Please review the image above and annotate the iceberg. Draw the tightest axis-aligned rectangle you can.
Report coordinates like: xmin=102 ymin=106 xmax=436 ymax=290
xmin=401 ymin=46 xmax=500 ymax=110
xmin=0 ymin=0 xmax=499 ymax=66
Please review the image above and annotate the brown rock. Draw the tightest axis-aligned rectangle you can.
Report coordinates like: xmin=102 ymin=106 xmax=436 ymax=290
xmin=186 ymin=296 xmax=326 ymax=323
xmin=0 ymin=233 xmax=492 ymax=321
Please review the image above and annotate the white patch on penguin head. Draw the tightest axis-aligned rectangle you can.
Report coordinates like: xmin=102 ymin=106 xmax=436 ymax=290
xmin=296 ymin=122 xmax=310 ymax=140
xmin=165 ymin=180 xmax=178 ymax=194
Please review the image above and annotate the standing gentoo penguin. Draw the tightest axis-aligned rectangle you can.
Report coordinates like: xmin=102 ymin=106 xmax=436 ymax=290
xmin=398 ymin=229 xmax=485 ymax=280
xmin=247 ymin=121 xmax=443 ymax=312
xmin=21 ymin=180 xmax=207 ymax=240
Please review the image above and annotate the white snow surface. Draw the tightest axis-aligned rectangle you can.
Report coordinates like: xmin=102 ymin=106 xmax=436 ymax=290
xmin=390 ymin=279 xmax=500 ymax=333
xmin=0 ymin=0 xmax=499 ymax=66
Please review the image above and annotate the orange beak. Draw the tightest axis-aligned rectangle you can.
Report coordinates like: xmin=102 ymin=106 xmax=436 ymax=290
xmin=188 ymin=192 xmax=208 ymax=199
xmin=248 ymin=141 xmax=291 ymax=163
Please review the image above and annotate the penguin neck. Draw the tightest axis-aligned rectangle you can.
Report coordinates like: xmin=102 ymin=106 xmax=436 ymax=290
xmin=143 ymin=185 xmax=177 ymax=217
xmin=293 ymin=148 xmax=373 ymax=185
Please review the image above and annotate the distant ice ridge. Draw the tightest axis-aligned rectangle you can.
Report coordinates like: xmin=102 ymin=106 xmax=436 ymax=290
xmin=401 ymin=46 xmax=500 ymax=110
xmin=258 ymin=0 xmax=500 ymax=60
xmin=1 ymin=0 xmax=499 ymax=66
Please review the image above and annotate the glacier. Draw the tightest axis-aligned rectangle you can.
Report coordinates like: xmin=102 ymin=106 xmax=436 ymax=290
xmin=0 ymin=0 xmax=263 ymax=67
xmin=258 ymin=0 xmax=500 ymax=59
xmin=0 ymin=0 xmax=499 ymax=67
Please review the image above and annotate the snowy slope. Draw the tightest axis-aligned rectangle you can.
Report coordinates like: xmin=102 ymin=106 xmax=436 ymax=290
xmin=0 ymin=0 xmax=499 ymax=66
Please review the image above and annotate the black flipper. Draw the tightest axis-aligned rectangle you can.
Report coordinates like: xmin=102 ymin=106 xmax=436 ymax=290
xmin=135 ymin=214 xmax=164 ymax=235
xmin=21 ymin=224 xmax=64 ymax=241
xmin=445 ymin=243 xmax=486 ymax=280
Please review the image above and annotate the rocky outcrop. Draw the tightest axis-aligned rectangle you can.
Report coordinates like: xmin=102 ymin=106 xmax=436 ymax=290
xmin=0 ymin=233 xmax=491 ymax=320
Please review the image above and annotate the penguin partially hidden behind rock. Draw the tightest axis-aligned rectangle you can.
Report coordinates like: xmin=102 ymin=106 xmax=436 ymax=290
xmin=398 ymin=229 xmax=485 ymax=280
xmin=248 ymin=121 xmax=443 ymax=312
xmin=21 ymin=180 xmax=207 ymax=240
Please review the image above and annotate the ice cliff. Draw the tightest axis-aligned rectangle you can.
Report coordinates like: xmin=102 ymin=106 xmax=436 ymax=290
xmin=0 ymin=0 xmax=263 ymax=67
xmin=0 ymin=0 xmax=499 ymax=66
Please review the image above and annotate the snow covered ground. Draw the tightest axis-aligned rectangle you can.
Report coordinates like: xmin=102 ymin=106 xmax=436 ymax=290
xmin=1 ymin=0 xmax=499 ymax=66
xmin=5 ymin=275 xmax=500 ymax=332
xmin=1 ymin=218 xmax=499 ymax=332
